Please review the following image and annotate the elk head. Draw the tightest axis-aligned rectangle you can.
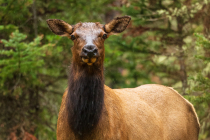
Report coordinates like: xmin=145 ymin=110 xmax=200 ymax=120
xmin=46 ymin=16 xmax=131 ymax=71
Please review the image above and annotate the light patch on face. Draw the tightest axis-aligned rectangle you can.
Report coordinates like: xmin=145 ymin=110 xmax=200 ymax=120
xmin=91 ymin=58 xmax=96 ymax=63
xmin=82 ymin=58 xmax=89 ymax=63
xmin=76 ymin=23 xmax=102 ymax=45
xmin=82 ymin=57 xmax=97 ymax=65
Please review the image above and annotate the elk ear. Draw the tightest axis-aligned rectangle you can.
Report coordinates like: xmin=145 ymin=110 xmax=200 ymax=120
xmin=104 ymin=16 xmax=131 ymax=34
xmin=46 ymin=19 xmax=73 ymax=36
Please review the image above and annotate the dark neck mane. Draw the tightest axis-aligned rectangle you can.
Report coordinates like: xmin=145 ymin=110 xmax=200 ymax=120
xmin=66 ymin=63 xmax=104 ymax=138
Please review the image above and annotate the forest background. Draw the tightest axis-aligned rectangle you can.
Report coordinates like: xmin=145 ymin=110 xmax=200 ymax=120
xmin=0 ymin=0 xmax=210 ymax=139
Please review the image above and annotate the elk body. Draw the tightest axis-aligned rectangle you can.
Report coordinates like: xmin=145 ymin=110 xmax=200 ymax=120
xmin=46 ymin=16 xmax=200 ymax=140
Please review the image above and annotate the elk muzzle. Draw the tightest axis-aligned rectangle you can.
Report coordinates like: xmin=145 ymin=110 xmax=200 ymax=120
xmin=81 ymin=45 xmax=98 ymax=66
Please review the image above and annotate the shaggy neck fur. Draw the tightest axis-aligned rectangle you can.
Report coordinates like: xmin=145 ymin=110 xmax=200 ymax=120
xmin=66 ymin=62 xmax=104 ymax=139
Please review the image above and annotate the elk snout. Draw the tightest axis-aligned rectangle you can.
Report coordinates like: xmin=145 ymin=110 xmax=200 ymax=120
xmin=81 ymin=45 xmax=98 ymax=65
xmin=81 ymin=45 xmax=98 ymax=58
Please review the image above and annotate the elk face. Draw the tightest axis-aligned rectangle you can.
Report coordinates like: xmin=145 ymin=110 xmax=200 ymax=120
xmin=46 ymin=16 xmax=131 ymax=67
xmin=71 ymin=22 xmax=106 ymax=66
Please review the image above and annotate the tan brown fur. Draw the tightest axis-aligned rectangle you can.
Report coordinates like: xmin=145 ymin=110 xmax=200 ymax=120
xmin=46 ymin=16 xmax=200 ymax=140
xmin=57 ymin=85 xmax=199 ymax=140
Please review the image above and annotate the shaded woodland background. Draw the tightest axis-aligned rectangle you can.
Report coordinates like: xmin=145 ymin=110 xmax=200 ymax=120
xmin=0 ymin=0 xmax=210 ymax=139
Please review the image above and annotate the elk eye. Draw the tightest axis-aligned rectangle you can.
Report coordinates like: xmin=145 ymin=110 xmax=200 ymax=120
xmin=70 ymin=35 xmax=76 ymax=40
xmin=102 ymin=34 xmax=107 ymax=39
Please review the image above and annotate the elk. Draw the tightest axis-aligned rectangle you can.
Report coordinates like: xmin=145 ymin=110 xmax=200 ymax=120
xmin=46 ymin=16 xmax=200 ymax=140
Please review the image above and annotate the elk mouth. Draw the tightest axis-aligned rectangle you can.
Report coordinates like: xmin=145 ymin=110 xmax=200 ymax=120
xmin=81 ymin=57 xmax=97 ymax=66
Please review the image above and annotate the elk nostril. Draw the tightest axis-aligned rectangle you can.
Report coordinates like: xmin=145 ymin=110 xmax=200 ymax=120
xmin=83 ymin=49 xmax=88 ymax=53
xmin=93 ymin=49 xmax=98 ymax=53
